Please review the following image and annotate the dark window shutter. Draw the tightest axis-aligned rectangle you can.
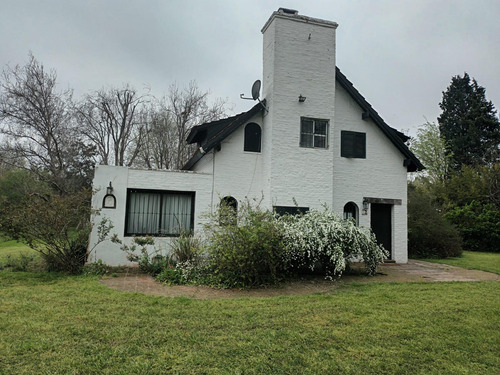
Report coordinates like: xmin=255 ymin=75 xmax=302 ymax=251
xmin=341 ymin=131 xmax=366 ymax=158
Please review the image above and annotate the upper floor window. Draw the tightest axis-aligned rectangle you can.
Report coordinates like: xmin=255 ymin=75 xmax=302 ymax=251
xmin=244 ymin=123 xmax=261 ymax=152
xmin=125 ymin=189 xmax=195 ymax=236
xmin=341 ymin=130 xmax=366 ymax=158
xmin=300 ymin=118 xmax=329 ymax=149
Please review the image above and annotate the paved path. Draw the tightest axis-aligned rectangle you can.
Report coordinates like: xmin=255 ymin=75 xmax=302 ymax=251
xmin=100 ymin=260 xmax=499 ymax=299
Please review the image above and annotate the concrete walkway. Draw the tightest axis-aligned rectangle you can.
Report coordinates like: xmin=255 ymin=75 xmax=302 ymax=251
xmin=100 ymin=260 xmax=499 ymax=299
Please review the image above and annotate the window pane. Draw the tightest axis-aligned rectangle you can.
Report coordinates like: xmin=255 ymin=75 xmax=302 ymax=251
xmin=127 ymin=192 xmax=161 ymax=234
xmin=314 ymin=135 xmax=326 ymax=148
xmin=315 ymin=121 xmax=327 ymax=135
xmin=300 ymin=133 xmax=313 ymax=147
xmin=161 ymin=193 xmax=192 ymax=235
xmin=301 ymin=119 xmax=314 ymax=134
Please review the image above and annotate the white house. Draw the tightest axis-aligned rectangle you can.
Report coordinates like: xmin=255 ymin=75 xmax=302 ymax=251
xmin=89 ymin=8 xmax=423 ymax=266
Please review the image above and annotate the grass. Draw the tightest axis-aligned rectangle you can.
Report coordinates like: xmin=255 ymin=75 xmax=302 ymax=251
xmin=0 ymin=239 xmax=36 ymax=261
xmin=423 ymin=251 xmax=500 ymax=275
xmin=0 ymin=271 xmax=499 ymax=374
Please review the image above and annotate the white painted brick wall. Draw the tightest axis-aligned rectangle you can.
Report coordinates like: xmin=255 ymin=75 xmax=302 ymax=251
xmin=191 ymin=113 xmax=269 ymax=207
xmin=333 ymin=85 xmax=408 ymax=262
xmin=89 ymin=165 xmax=212 ymax=265
xmin=262 ymin=11 xmax=337 ymax=210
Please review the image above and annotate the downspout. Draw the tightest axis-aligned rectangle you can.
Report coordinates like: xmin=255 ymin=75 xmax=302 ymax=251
xmin=211 ymin=148 xmax=215 ymax=214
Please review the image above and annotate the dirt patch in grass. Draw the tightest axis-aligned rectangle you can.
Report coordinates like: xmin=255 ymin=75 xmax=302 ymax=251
xmin=100 ymin=260 xmax=500 ymax=299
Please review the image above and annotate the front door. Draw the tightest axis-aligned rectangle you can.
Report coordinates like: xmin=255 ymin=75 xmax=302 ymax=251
xmin=371 ymin=203 xmax=392 ymax=259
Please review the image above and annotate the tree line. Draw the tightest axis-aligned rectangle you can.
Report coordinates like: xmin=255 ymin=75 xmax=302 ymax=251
xmin=409 ymin=73 xmax=500 ymax=256
xmin=0 ymin=53 xmax=229 ymax=195
xmin=0 ymin=53 xmax=229 ymax=273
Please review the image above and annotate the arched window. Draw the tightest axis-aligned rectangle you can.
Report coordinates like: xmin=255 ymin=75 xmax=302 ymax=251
xmin=343 ymin=202 xmax=358 ymax=225
xmin=244 ymin=123 xmax=261 ymax=152
xmin=220 ymin=196 xmax=238 ymax=225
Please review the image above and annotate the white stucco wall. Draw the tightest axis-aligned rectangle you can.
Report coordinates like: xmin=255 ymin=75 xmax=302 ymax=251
xmin=89 ymin=165 xmax=212 ymax=266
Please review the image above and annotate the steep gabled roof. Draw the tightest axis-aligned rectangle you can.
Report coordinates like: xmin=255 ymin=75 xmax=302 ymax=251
xmin=182 ymin=100 xmax=266 ymax=170
xmin=335 ymin=67 xmax=424 ymax=172
xmin=183 ymin=69 xmax=424 ymax=172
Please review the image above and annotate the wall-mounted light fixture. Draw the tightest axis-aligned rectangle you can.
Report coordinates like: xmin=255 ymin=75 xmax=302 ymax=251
xmin=103 ymin=182 xmax=116 ymax=209
xmin=298 ymin=95 xmax=306 ymax=103
xmin=106 ymin=182 xmax=113 ymax=195
xmin=362 ymin=199 xmax=369 ymax=215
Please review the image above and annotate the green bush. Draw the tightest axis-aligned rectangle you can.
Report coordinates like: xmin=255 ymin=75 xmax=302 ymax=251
xmin=445 ymin=201 xmax=500 ymax=252
xmin=82 ymin=259 xmax=110 ymax=276
xmin=170 ymin=231 xmax=203 ymax=263
xmin=0 ymin=252 xmax=40 ymax=272
xmin=2 ymin=189 xmax=102 ymax=274
xmin=408 ymin=185 xmax=462 ymax=258
xmin=114 ymin=236 xmax=175 ymax=276
xmin=155 ymin=266 xmax=185 ymax=285
xmin=280 ymin=208 xmax=387 ymax=278
xmin=203 ymin=200 xmax=285 ymax=288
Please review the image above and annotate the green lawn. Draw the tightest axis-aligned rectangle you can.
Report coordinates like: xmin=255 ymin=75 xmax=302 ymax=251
xmin=0 ymin=271 xmax=499 ymax=374
xmin=423 ymin=251 xmax=500 ymax=275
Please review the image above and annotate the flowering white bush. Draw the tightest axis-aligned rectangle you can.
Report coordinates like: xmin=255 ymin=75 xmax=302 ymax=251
xmin=280 ymin=208 xmax=387 ymax=278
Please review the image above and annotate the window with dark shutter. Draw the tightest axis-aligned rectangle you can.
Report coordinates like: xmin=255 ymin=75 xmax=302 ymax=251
xmin=244 ymin=123 xmax=261 ymax=152
xmin=341 ymin=131 xmax=366 ymax=158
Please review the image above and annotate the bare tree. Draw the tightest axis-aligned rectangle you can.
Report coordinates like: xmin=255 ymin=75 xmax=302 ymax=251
xmin=136 ymin=82 xmax=229 ymax=170
xmin=77 ymin=86 xmax=148 ymax=166
xmin=135 ymin=105 xmax=176 ymax=169
xmin=0 ymin=53 xmax=90 ymax=194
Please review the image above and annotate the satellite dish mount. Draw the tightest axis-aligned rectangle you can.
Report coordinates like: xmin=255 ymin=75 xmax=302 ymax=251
xmin=240 ymin=79 xmax=268 ymax=112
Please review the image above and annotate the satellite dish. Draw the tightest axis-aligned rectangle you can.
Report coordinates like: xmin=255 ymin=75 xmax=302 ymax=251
xmin=240 ymin=79 xmax=267 ymax=113
xmin=251 ymin=80 xmax=261 ymax=100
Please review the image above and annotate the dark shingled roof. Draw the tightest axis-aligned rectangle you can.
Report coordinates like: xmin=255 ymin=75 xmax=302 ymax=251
xmin=182 ymin=68 xmax=424 ymax=172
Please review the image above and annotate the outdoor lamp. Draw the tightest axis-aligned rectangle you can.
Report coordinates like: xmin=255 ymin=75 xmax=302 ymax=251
xmin=103 ymin=182 xmax=116 ymax=209
xmin=362 ymin=199 xmax=369 ymax=215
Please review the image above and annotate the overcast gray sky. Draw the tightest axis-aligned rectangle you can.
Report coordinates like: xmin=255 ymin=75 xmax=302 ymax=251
xmin=1 ymin=0 xmax=499 ymax=136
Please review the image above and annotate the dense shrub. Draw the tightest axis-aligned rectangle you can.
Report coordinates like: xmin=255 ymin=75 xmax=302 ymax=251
xmin=203 ymin=200 xmax=285 ymax=288
xmin=281 ymin=208 xmax=387 ymax=278
xmin=118 ymin=202 xmax=390 ymax=288
xmin=408 ymin=185 xmax=462 ymax=258
xmin=1 ymin=189 xmax=108 ymax=274
xmin=445 ymin=201 xmax=500 ymax=252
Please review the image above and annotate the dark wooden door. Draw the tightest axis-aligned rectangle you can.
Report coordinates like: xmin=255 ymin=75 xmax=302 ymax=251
xmin=371 ymin=203 xmax=392 ymax=259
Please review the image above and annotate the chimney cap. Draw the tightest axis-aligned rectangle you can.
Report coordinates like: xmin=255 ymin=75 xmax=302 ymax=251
xmin=278 ymin=8 xmax=298 ymax=15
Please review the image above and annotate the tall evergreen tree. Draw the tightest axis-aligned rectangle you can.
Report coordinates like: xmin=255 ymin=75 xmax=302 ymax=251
xmin=438 ymin=73 xmax=500 ymax=171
